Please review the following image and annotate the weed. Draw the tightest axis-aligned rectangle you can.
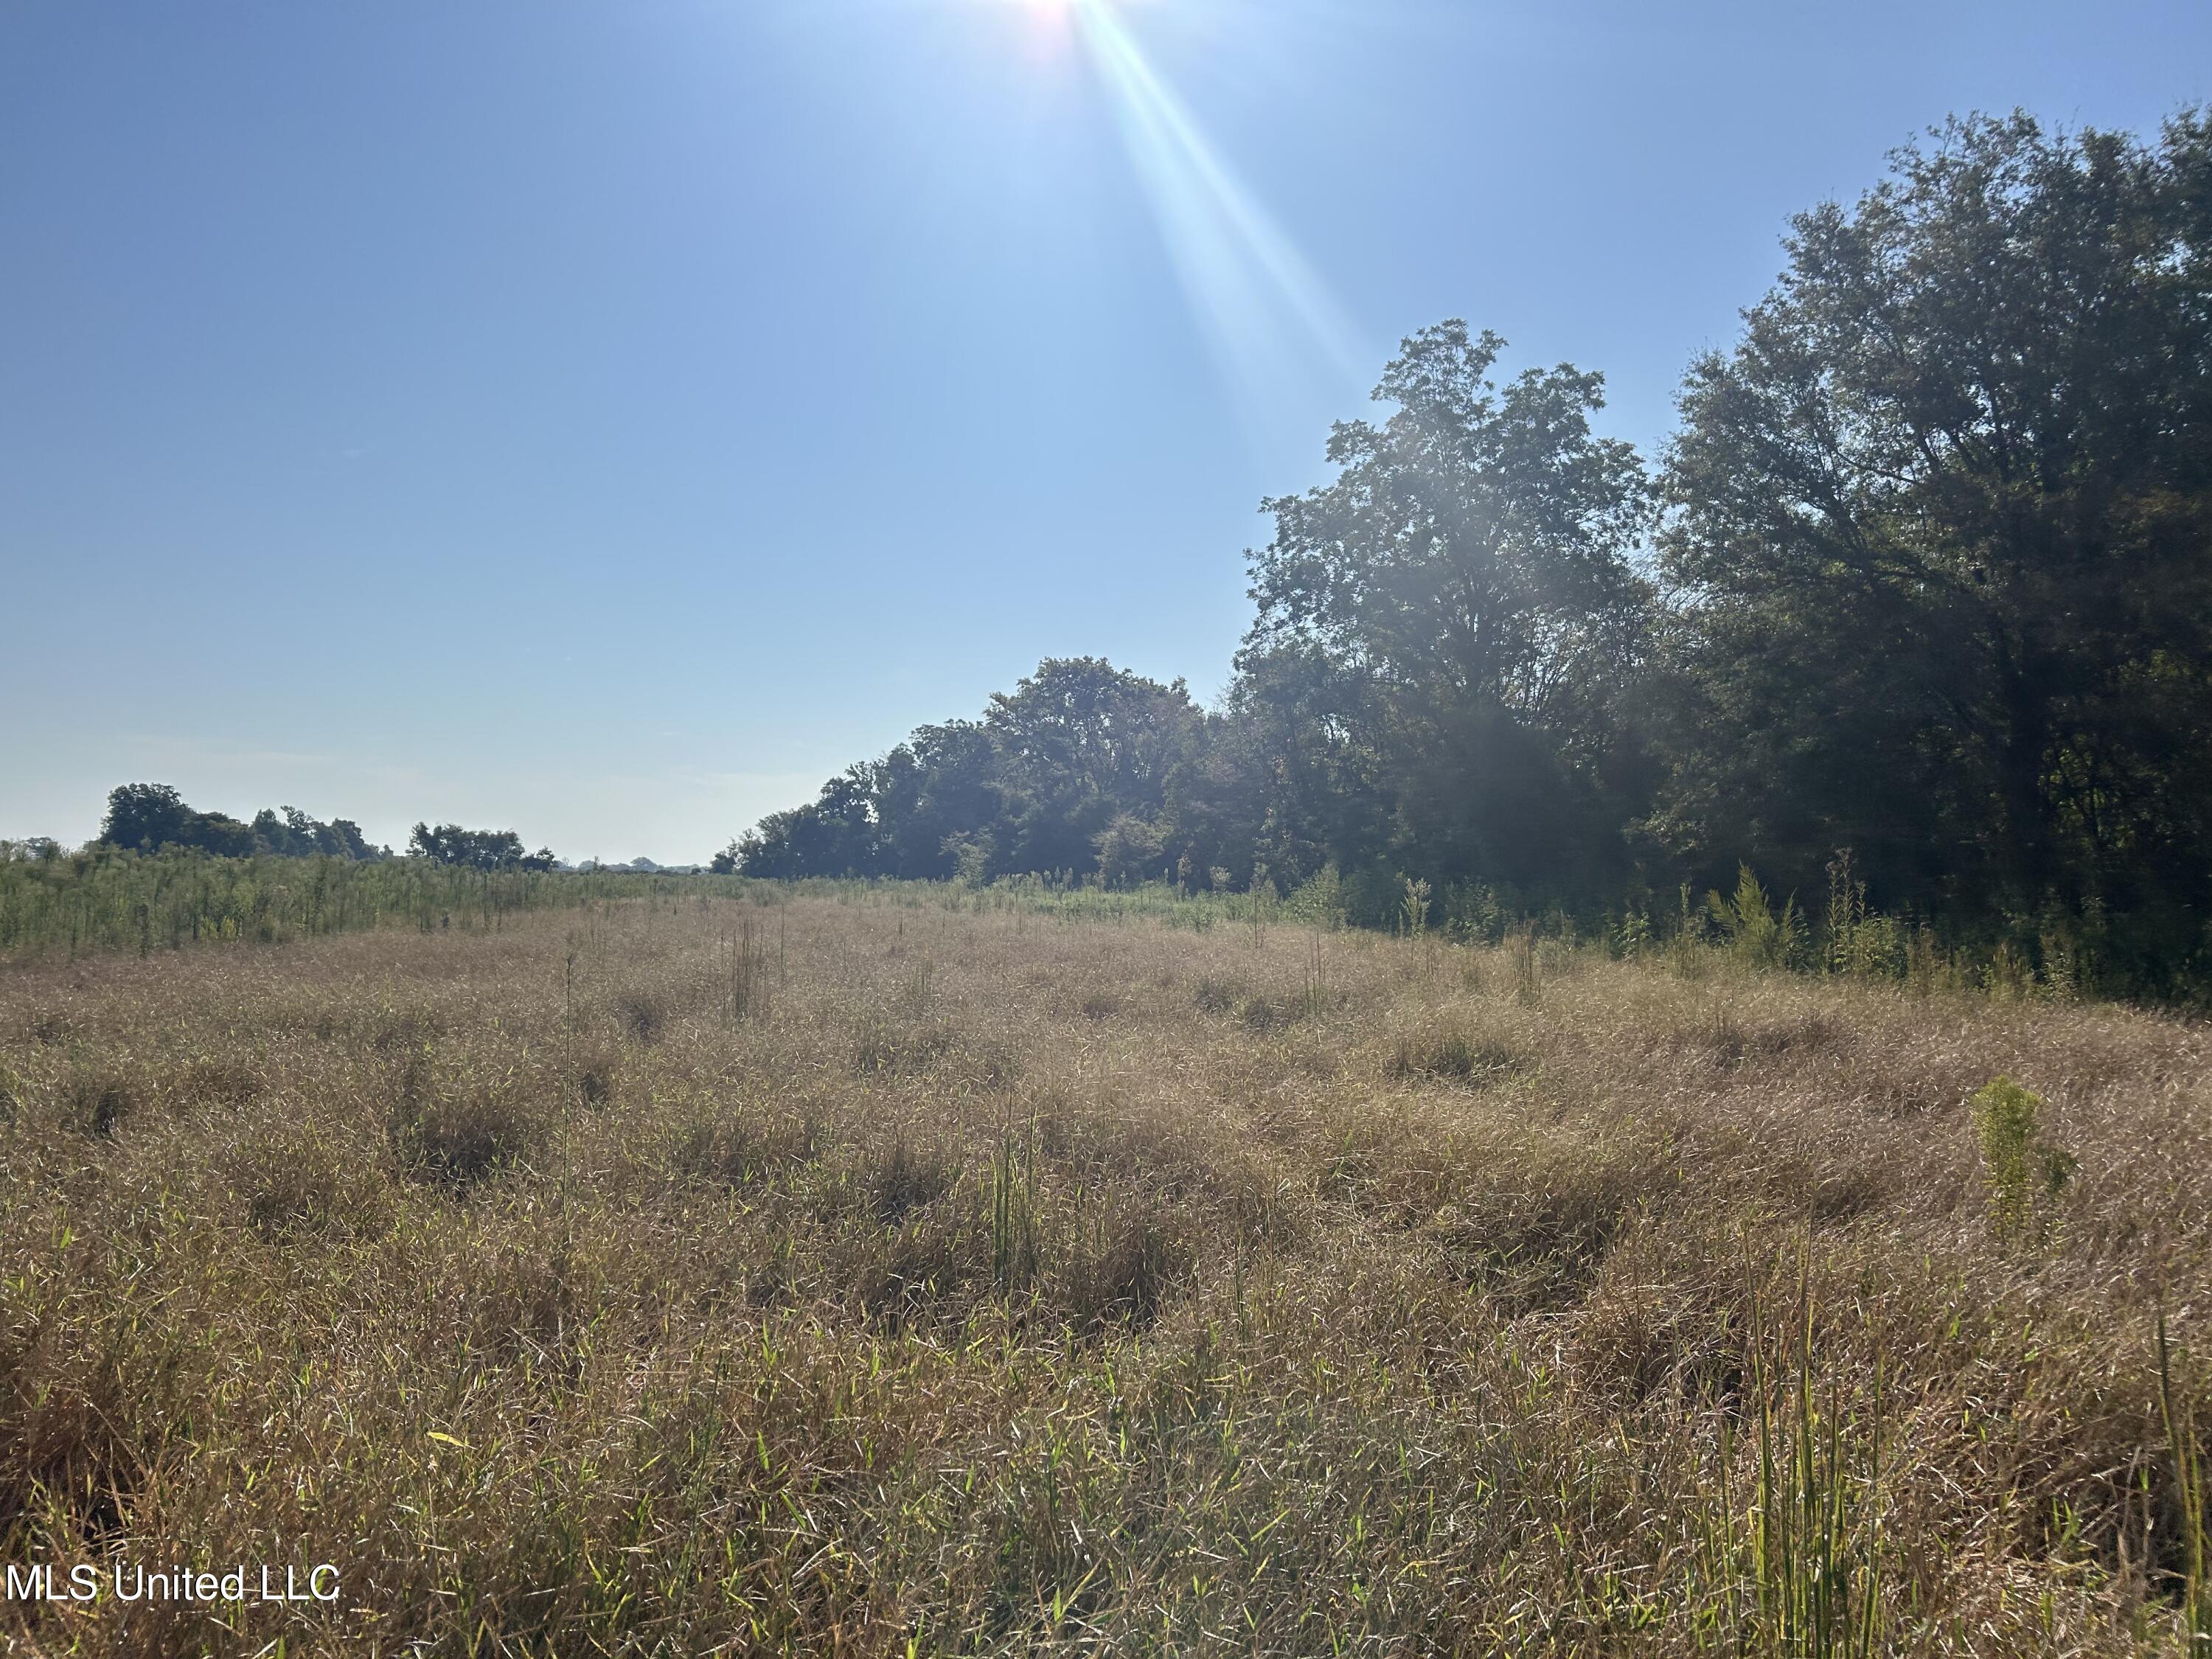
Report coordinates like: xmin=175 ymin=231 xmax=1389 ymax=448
xmin=724 ymin=915 xmax=770 ymax=1022
xmin=64 ymin=1065 xmax=139 ymax=1138
xmin=1711 ymin=864 xmax=1808 ymax=970
xmin=1745 ymin=1248 xmax=1885 ymax=1657
xmin=1969 ymin=1076 xmax=2076 ymax=1245
xmin=1823 ymin=850 xmax=1902 ymax=979
xmin=2156 ymin=1311 xmax=2210 ymax=1648
xmin=1510 ymin=922 xmax=1542 ymax=1003
xmin=1399 ymin=876 xmax=1432 ymax=940
xmin=987 ymin=1114 xmax=1040 ymax=1296
xmin=391 ymin=1071 xmax=547 ymax=1189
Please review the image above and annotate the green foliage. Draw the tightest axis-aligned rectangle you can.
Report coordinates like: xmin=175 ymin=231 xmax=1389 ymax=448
xmin=1444 ymin=881 xmax=1509 ymax=945
xmin=1823 ymin=850 xmax=1902 ymax=980
xmin=1278 ymin=866 xmax=1346 ymax=930
xmin=740 ymin=661 xmax=1200 ymax=886
xmin=1240 ymin=321 xmax=1653 ymax=900
xmin=1093 ymin=813 xmax=1169 ymax=891
xmin=1969 ymin=1077 xmax=2077 ymax=1245
xmin=1744 ymin=1252 xmax=1886 ymax=1658
xmin=1708 ymin=865 xmax=1808 ymax=970
xmin=1398 ymin=876 xmax=1432 ymax=940
xmin=408 ymin=822 xmax=556 ymax=871
xmin=101 ymin=782 xmax=385 ymax=862
xmin=1657 ymin=112 xmax=2212 ymax=996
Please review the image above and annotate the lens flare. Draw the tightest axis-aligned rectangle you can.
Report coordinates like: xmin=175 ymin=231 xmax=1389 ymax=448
xmin=1069 ymin=0 xmax=1366 ymax=418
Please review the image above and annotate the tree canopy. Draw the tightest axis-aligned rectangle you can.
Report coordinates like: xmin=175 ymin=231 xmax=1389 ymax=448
xmin=1652 ymin=111 xmax=2212 ymax=981
xmin=101 ymin=785 xmax=387 ymax=862
xmin=408 ymin=824 xmax=557 ymax=872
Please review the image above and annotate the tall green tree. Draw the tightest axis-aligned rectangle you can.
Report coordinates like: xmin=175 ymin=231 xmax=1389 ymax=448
xmin=1657 ymin=111 xmax=2212 ymax=976
xmin=102 ymin=784 xmax=194 ymax=852
xmin=1241 ymin=321 xmax=1653 ymax=892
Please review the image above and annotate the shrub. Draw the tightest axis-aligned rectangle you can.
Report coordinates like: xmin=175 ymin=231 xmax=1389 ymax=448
xmin=1708 ymin=865 xmax=1807 ymax=970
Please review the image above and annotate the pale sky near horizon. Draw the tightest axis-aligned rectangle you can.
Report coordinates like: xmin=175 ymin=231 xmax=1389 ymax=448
xmin=4 ymin=0 xmax=2208 ymax=863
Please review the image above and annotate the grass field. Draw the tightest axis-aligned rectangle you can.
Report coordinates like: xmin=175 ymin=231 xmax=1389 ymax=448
xmin=1 ymin=891 xmax=2208 ymax=1655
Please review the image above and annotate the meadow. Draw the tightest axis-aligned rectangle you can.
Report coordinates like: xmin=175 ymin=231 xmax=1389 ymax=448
xmin=1 ymin=888 xmax=2208 ymax=1656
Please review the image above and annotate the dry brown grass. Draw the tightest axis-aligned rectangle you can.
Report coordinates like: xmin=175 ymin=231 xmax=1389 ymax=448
xmin=0 ymin=891 xmax=2208 ymax=1655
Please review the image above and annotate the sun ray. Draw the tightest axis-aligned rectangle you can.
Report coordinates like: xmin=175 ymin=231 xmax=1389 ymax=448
xmin=1068 ymin=0 xmax=1368 ymax=417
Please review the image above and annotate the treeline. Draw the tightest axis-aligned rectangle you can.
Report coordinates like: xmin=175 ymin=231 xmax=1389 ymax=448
xmin=86 ymin=785 xmax=558 ymax=872
xmin=98 ymin=783 xmax=389 ymax=862
xmin=404 ymin=824 xmax=558 ymax=872
xmin=731 ymin=113 xmax=2212 ymax=997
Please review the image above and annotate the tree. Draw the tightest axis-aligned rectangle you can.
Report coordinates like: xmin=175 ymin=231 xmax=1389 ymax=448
xmin=731 ymin=660 xmax=1203 ymax=885
xmin=320 ymin=818 xmax=383 ymax=861
xmin=408 ymin=823 xmax=540 ymax=870
xmin=99 ymin=784 xmax=254 ymax=855
xmin=100 ymin=785 xmax=388 ymax=860
xmin=1242 ymin=321 xmax=1653 ymax=892
xmin=102 ymin=784 xmax=192 ymax=852
xmin=1657 ymin=111 xmax=2212 ymax=978
xmin=870 ymin=721 xmax=1002 ymax=880
xmin=983 ymin=658 xmax=1202 ymax=879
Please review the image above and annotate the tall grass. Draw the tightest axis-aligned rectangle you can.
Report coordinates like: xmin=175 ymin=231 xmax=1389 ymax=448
xmin=2157 ymin=1312 xmax=2210 ymax=1649
xmin=2 ymin=894 xmax=2208 ymax=1651
xmin=1745 ymin=1249 xmax=1885 ymax=1658
xmin=0 ymin=844 xmax=751 ymax=962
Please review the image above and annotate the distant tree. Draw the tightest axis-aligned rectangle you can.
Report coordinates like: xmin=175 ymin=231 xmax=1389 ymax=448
xmin=190 ymin=813 xmax=256 ymax=858
xmin=870 ymin=721 xmax=1002 ymax=880
xmin=251 ymin=808 xmax=300 ymax=858
xmin=100 ymin=785 xmax=387 ymax=861
xmin=1657 ymin=111 xmax=2212 ymax=977
xmin=709 ymin=845 xmax=739 ymax=876
xmin=102 ymin=784 xmax=193 ymax=852
xmin=731 ymin=661 xmax=1201 ymax=884
xmin=984 ymin=658 xmax=1202 ymax=878
xmin=408 ymin=823 xmax=539 ymax=870
xmin=319 ymin=818 xmax=383 ymax=861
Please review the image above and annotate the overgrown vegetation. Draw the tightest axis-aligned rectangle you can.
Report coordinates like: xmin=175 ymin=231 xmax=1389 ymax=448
xmin=2 ymin=892 xmax=2209 ymax=1652
xmin=0 ymin=842 xmax=737 ymax=961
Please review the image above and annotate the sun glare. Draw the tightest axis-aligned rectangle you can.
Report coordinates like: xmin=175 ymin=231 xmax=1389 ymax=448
xmin=1068 ymin=0 xmax=1366 ymax=416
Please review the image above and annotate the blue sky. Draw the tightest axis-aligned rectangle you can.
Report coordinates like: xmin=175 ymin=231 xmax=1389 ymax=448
xmin=4 ymin=0 xmax=2208 ymax=862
